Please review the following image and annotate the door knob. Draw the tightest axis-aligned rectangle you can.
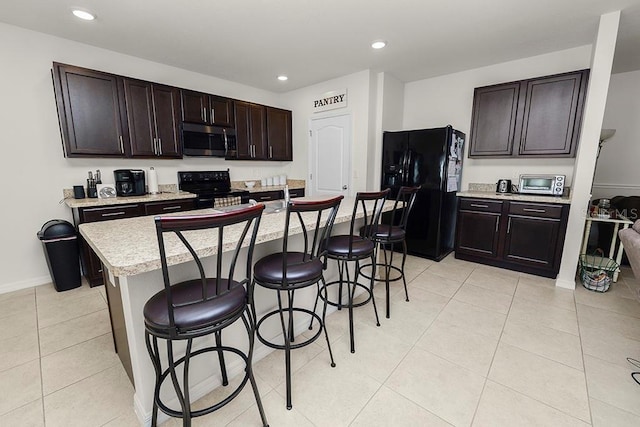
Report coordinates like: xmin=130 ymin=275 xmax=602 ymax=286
xmin=342 ymin=185 xmax=347 ymax=190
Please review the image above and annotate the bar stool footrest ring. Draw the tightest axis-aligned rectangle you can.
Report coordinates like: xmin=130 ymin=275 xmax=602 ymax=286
xmin=255 ymin=307 xmax=323 ymax=351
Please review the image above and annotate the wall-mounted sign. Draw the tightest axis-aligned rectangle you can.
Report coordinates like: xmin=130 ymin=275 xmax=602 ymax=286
xmin=313 ymin=89 xmax=347 ymax=113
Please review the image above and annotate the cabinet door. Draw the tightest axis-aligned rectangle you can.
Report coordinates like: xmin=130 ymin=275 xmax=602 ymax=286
xmin=152 ymin=84 xmax=182 ymax=158
xmin=250 ymin=104 xmax=268 ymax=159
xmin=181 ymin=90 xmax=208 ymax=124
xmin=469 ymin=82 xmax=520 ymax=157
xmin=210 ymin=96 xmax=235 ymax=127
xmin=53 ymin=63 xmax=127 ymax=157
xmin=123 ymin=79 xmax=156 ymax=157
xmin=503 ymin=215 xmax=561 ymax=269
xmin=455 ymin=210 xmax=501 ymax=258
xmin=266 ymin=107 xmax=292 ymax=161
xmin=234 ymin=101 xmax=252 ymax=159
xmin=518 ymin=71 xmax=586 ymax=156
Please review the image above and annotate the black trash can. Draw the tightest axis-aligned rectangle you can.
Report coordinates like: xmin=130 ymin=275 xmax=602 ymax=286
xmin=37 ymin=220 xmax=81 ymax=291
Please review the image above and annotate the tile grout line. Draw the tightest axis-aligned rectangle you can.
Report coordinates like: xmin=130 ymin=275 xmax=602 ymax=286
xmin=35 ymin=289 xmax=47 ymax=427
xmin=575 ymin=283 xmax=596 ymax=427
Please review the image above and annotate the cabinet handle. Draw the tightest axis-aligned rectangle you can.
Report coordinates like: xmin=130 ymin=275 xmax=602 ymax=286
xmin=153 ymin=138 xmax=157 ymax=155
xmin=162 ymin=205 xmax=182 ymax=211
xmin=470 ymin=203 xmax=489 ymax=208
xmin=507 ymin=217 xmax=512 ymax=234
xmin=259 ymin=196 xmax=272 ymax=200
xmin=211 ymin=108 xmax=215 ymax=123
xmin=252 ymin=145 xmax=255 ymax=158
xmin=495 ymin=217 xmax=499 ymax=233
xmin=119 ymin=136 xmax=124 ymax=153
xmin=269 ymin=146 xmax=273 ymax=158
xmin=202 ymin=107 xmax=206 ymax=122
xmin=102 ymin=211 xmax=126 ymax=217
xmin=157 ymin=138 xmax=163 ymax=156
xmin=523 ymin=208 xmax=545 ymax=213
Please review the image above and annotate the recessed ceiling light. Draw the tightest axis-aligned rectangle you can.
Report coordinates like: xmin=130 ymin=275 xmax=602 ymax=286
xmin=72 ymin=10 xmax=95 ymax=21
xmin=277 ymin=75 xmax=288 ymax=81
xmin=371 ymin=40 xmax=387 ymax=49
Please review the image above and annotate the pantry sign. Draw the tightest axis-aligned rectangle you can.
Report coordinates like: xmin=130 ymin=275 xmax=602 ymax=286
xmin=313 ymin=89 xmax=347 ymax=113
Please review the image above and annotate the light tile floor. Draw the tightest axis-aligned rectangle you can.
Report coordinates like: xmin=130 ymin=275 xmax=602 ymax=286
xmin=2 ymin=254 xmax=640 ymax=426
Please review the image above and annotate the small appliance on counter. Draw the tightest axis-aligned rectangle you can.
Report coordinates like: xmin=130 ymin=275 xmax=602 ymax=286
xmin=114 ymin=169 xmax=146 ymax=197
xmin=518 ymin=174 xmax=565 ymax=196
xmin=496 ymin=179 xmax=512 ymax=194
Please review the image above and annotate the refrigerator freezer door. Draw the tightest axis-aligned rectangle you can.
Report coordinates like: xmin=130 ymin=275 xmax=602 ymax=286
xmin=408 ymin=128 xmax=449 ymax=190
xmin=382 ymin=131 xmax=409 ymax=197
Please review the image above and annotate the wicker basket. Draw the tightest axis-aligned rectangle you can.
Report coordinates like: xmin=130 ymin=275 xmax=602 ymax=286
xmin=579 ymin=252 xmax=618 ymax=292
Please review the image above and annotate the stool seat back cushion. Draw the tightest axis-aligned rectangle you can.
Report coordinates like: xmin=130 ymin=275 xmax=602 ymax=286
xmin=254 ymin=252 xmax=323 ymax=285
xmin=326 ymin=235 xmax=375 ymax=258
xmin=144 ymin=278 xmax=245 ymax=331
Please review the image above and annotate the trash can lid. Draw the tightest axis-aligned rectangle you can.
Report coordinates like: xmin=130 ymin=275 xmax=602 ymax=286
xmin=37 ymin=219 xmax=76 ymax=240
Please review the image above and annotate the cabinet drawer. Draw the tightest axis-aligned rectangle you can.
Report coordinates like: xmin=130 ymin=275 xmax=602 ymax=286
xmin=289 ymin=188 xmax=305 ymax=198
xmin=145 ymin=200 xmax=195 ymax=215
xmin=459 ymin=199 xmax=503 ymax=213
xmin=80 ymin=204 xmax=143 ymax=223
xmin=253 ymin=191 xmax=282 ymax=201
xmin=508 ymin=202 xmax=562 ymax=219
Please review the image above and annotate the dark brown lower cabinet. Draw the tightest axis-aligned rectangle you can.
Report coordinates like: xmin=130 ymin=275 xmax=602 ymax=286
xmin=455 ymin=198 xmax=569 ymax=278
xmin=75 ymin=200 xmax=195 ymax=286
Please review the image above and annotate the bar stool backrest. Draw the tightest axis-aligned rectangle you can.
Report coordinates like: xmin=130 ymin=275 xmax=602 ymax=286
xmin=281 ymin=196 xmax=344 ymax=284
xmin=350 ymin=189 xmax=390 ymax=252
xmin=389 ymin=186 xmax=420 ymax=232
xmin=154 ymin=204 xmax=264 ymax=330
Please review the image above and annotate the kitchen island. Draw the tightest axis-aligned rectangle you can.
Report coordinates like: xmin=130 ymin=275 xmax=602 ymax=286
xmin=79 ymin=197 xmax=385 ymax=426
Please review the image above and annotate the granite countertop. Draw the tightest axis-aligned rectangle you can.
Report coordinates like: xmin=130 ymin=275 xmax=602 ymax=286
xmin=64 ymin=191 xmax=197 ymax=209
xmin=232 ymin=179 xmax=305 ymax=194
xmin=457 ymin=182 xmax=572 ymax=205
xmin=456 ymin=191 xmax=571 ymax=205
xmin=64 ymin=180 xmax=306 ymax=208
xmin=79 ymin=196 xmax=384 ymax=277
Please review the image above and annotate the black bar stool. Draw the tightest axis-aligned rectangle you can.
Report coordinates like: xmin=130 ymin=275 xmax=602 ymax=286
xmin=253 ymin=196 xmax=343 ymax=410
xmin=143 ymin=205 xmax=269 ymax=427
xmin=359 ymin=186 xmax=419 ymax=319
xmin=321 ymin=189 xmax=389 ymax=353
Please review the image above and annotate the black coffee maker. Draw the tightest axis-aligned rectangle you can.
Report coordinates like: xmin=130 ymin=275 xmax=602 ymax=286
xmin=114 ymin=169 xmax=146 ymax=196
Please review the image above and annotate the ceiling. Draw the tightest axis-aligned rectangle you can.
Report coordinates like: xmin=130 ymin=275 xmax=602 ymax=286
xmin=1 ymin=0 xmax=639 ymax=92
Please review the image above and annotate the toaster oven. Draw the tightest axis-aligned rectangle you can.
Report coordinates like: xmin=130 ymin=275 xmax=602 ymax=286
xmin=518 ymin=174 xmax=565 ymax=196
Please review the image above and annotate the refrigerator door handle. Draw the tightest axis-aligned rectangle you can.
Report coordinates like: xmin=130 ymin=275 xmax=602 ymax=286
xmin=404 ymin=151 xmax=412 ymax=185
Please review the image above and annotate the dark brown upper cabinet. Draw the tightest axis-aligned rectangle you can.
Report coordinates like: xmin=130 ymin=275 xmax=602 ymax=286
xmin=234 ymin=101 xmax=268 ymax=160
xmin=52 ymin=63 xmax=129 ymax=157
xmin=266 ymin=107 xmax=293 ymax=161
xmin=122 ymin=79 xmax=181 ymax=158
xmin=468 ymin=69 xmax=589 ymax=158
xmin=469 ymin=83 xmax=520 ymax=157
xmin=181 ymin=90 xmax=234 ymax=127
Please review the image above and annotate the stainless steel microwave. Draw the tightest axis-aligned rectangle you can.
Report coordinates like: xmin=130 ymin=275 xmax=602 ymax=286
xmin=518 ymin=174 xmax=565 ymax=196
xmin=182 ymin=123 xmax=237 ymax=157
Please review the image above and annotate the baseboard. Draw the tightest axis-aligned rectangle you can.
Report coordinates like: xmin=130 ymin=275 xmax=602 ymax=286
xmin=555 ymin=277 xmax=577 ymax=290
xmin=0 ymin=275 xmax=51 ymax=295
xmin=592 ymin=183 xmax=640 ymax=192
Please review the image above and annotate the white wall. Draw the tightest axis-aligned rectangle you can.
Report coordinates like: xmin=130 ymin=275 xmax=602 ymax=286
xmin=281 ymin=69 xmax=374 ymax=193
xmin=403 ymin=45 xmax=593 ymax=191
xmin=592 ymin=69 xmax=640 ymax=199
xmin=0 ymin=23 xmax=300 ymax=293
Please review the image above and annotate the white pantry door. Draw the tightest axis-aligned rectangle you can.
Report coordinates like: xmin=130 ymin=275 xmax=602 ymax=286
xmin=309 ymin=114 xmax=351 ymax=197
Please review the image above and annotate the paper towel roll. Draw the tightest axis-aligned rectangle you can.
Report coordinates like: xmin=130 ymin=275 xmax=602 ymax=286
xmin=148 ymin=167 xmax=159 ymax=194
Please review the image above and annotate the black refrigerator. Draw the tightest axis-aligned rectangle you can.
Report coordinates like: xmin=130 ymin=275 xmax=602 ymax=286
xmin=381 ymin=125 xmax=465 ymax=260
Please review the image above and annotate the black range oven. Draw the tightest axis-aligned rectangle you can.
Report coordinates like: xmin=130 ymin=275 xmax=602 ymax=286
xmin=178 ymin=170 xmax=249 ymax=208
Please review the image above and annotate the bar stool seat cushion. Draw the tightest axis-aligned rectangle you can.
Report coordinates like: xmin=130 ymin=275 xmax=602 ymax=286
xmin=144 ymin=278 xmax=245 ymax=332
xmin=363 ymin=224 xmax=406 ymax=242
xmin=254 ymin=252 xmax=323 ymax=285
xmin=326 ymin=235 xmax=375 ymax=257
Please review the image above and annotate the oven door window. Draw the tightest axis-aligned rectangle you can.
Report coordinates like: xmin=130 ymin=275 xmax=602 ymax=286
xmin=523 ymin=177 xmax=552 ymax=190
